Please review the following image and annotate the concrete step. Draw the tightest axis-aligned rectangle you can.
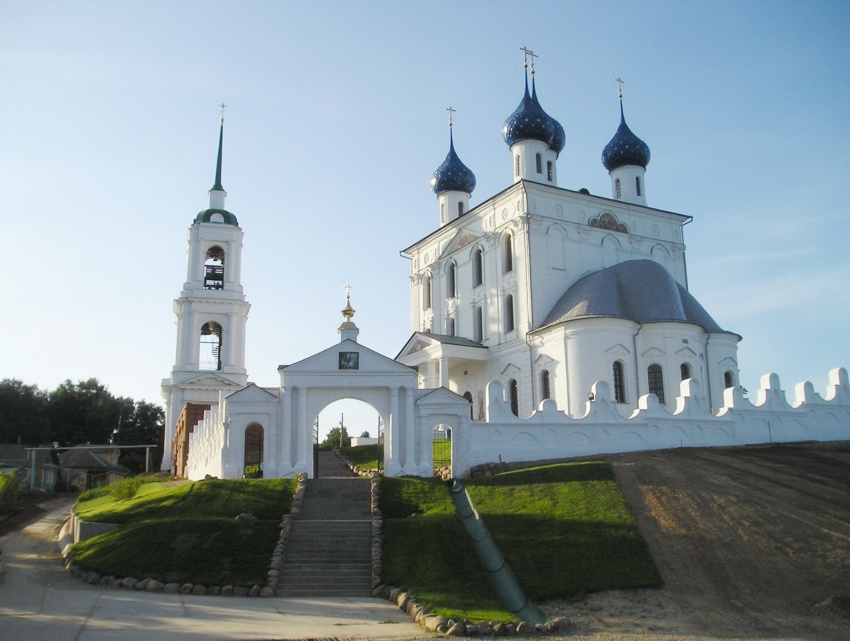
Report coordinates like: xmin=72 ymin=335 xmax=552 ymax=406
xmin=277 ymin=474 xmax=373 ymax=597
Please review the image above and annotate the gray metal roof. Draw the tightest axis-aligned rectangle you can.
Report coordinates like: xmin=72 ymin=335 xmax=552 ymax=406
xmin=419 ymin=333 xmax=486 ymax=348
xmin=541 ymin=259 xmax=726 ymax=333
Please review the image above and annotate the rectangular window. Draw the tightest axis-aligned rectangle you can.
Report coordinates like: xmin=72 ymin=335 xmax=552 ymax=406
xmin=648 ymin=364 xmax=665 ymax=404
xmin=613 ymin=361 xmax=626 ymax=403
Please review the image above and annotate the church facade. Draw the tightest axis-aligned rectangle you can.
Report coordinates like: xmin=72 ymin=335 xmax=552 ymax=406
xmin=162 ymin=61 xmax=849 ymax=480
xmin=397 ymin=67 xmax=739 ymax=421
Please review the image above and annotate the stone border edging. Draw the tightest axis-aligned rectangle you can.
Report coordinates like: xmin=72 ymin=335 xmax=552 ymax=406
xmin=58 ymin=476 xmax=308 ymax=599
xmin=336 ymin=451 xmax=571 ymax=637
xmin=267 ymin=472 xmax=307 ymax=593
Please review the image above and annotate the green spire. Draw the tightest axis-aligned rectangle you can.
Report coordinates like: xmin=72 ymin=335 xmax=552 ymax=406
xmin=211 ymin=119 xmax=224 ymax=192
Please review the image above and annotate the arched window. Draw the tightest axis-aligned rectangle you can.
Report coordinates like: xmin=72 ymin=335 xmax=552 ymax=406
xmin=648 ymin=364 xmax=665 ymax=404
xmin=244 ymin=423 xmax=264 ymax=478
xmin=199 ymin=321 xmax=223 ymax=371
xmin=547 ymin=161 xmax=553 ymax=182
xmin=446 ymin=262 xmax=457 ymax=299
xmin=474 ymin=305 xmax=483 ymax=342
xmin=508 ymin=379 xmax=519 ymax=416
xmin=615 ymin=178 xmax=622 ymax=199
xmin=504 ymin=235 xmax=513 ymax=273
xmin=635 ymin=176 xmax=642 ymax=197
xmin=505 ymin=294 xmax=515 ymax=332
xmin=724 ymin=370 xmax=735 ymax=389
xmin=515 ymin=154 xmax=521 ymax=177
xmin=447 ymin=317 xmax=455 ymax=336
xmin=540 ymin=370 xmax=551 ymax=401
xmin=463 ymin=391 xmax=473 ymax=419
xmin=613 ymin=361 xmax=626 ymax=403
xmin=680 ymin=363 xmax=692 ymax=381
xmin=204 ymin=246 xmax=225 ymax=290
xmin=458 ymin=201 xmax=464 ymax=217
xmin=535 ymin=153 xmax=542 ymax=174
xmin=472 ymin=247 xmax=483 ymax=287
xmin=423 ymin=274 xmax=432 ymax=311
xmin=440 ymin=202 xmax=446 ymax=223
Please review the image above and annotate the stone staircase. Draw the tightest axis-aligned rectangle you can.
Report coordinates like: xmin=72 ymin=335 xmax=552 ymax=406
xmin=277 ymin=452 xmax=373 ymax=597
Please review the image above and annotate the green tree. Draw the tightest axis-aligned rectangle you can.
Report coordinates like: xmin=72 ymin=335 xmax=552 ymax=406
xmin=0 ymin=379 xmax=50 ymax=444
xmin=47 ymin=378 xmax=122 ymax=446
xmin=114 ymin=400 xmax=165 ymax=473
xmin=0 ymin=470 xmax=23 ymax=514
xmin=321 ymin=426 xmax=350 ymax=449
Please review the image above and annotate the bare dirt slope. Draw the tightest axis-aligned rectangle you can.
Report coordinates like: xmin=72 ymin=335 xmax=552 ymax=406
xmin=549 ymin=442 xmax=850 ymax=640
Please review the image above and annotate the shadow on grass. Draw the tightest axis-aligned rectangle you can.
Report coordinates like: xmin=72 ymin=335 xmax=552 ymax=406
xmin=72 ymin=517 xmax=281 ymax=586
xmin=379 ymin=460 xmax=661 ymax=619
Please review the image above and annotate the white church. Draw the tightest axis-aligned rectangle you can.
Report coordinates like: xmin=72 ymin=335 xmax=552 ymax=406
xmin=162 ymin=58 xmax=850 ymax=480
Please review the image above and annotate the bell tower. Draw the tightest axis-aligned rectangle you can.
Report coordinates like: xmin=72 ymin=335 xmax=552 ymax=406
xmin=161 ymin=109 xmax=250 ymax=471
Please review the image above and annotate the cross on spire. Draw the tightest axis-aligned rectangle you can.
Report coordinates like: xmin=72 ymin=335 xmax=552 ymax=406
xmin=614 ymin=77 xmax=624 ymax=100
xmin=520 ymin=46 xmax=537 ymax=74
xmin=342 ymin=283 xmax=355 ymax=321
xmin=446 ymin=106 xmax=456 ymax=128
xmin=219 ymin=102 xmax=227 ymax=124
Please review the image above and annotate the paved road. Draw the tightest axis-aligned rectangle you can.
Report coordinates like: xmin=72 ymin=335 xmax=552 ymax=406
xmin=0 ymin=501 xmax=424 ymax=641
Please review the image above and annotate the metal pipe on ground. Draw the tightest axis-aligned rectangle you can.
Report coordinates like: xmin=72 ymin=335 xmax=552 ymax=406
xmin=447 ymin=478 xmax=547 ymax=624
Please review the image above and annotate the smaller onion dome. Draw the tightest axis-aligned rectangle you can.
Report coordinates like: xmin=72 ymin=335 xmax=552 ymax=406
xmin=602 ymin=102 xmax=651 ymax=171
xmin=532 ymin=79 xmax=565 ymax=156
xmin=430 ymin=130 xmax=476 ymax=195
xmin=502 ymin=74 xmax=556 ymax=148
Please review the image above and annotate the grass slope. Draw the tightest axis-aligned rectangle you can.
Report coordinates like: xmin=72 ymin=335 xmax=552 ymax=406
xmin=71 ymin=478 xmax=297 ymax=587
xmin=380 ymin=460 xmax=659 ymax=621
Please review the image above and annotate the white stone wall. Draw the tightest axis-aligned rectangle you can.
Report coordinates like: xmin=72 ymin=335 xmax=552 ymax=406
xmin=449 ymin=368 xmax=850 ymax=478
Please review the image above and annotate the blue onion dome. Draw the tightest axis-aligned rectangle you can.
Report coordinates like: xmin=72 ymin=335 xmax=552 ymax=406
xmin=502 ymin=74 xmax=556 ymax=148
xmin=430 ymin=131 xmax=476 ymax=195
xmin=602 ymin=102 xmax=651 ymax=171
xmin=532 ymin=79 xmax=565 ymax=155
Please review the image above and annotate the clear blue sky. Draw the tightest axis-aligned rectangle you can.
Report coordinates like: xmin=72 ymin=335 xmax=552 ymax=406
xmin=2 ymin=1 xmax=848 ymax=438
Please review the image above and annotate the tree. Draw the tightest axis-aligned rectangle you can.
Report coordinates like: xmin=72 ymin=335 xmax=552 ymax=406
xmin=0 ymin=379 xmax=50 ymax=444
xmin=360 ymin=430 xmax=370 ymax=438
xmin=321 ymin=426 xmax=350 ymax=449
xmin=114 ymin=399 xmax=164 ymax=473
xmin=46 ymin=378 xmax=122 ymax=446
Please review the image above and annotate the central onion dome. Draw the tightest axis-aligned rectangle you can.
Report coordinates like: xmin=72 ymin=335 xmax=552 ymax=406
xmin=503 ymin=74 xmax=564 ymax=155
xmin=602 ymin=102 xmax=651 ymax=171
xmin=430 ymin=130 xmax=476 ymax=195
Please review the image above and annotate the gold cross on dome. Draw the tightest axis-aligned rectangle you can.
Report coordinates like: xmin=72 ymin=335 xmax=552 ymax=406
xmin=614 ymin=77 xmax=624 ymax=99
xmin=446 ymin=106 xmax=455 ymax=128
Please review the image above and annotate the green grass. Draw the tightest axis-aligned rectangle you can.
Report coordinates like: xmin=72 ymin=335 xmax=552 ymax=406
xmin=380 ymin=476 xmax=513 ymax=621
xmin=71 ymin=478 xmax=298 ymax=586
xmin=338 ymin=444 xmax=381 ymax=470
xmin=380 ymin=461 xmax=660 ymax=621
xmin=433 ymin=438 xmax=451 ymax=468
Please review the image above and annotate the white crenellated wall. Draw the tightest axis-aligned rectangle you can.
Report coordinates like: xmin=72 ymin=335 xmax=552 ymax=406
xmin=185 ymin=364 xmax=849 ymax=481
xmin=450 ymin=367 xmax=850 ymax=477
xmin=186 ymin=398 xmax=227 ymax=480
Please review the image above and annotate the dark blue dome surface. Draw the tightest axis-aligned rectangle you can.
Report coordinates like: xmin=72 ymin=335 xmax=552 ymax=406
xmin=430 ymin=132 xmax=476 ymax=195
xmin=542 ymin=260 xmax=727 ymax=333
xmin=602 ymin=103 xmax=651 ymax=170
xmin=503 ymin=75 xmax=561 ymax=149
xmin=533 ymin=80 xmax=565 ymax=155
